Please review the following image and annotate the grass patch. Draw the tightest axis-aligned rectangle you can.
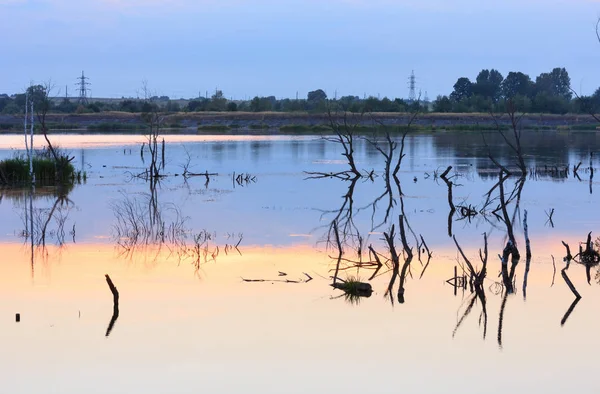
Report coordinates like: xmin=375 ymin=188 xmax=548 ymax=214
xmin=166 ymin=122 xmax=186 ymax=129
xmin=248 ymin=124 xmax=270 ymax=130
xmin=279 ymin=124 xmax=333 ymax=133
xmin=0 ymin=155 xmax=76 ymax=185
xmin=47 ymin=122 xmax=79 ymax=130
xmin=88 ymin=122 xmax=148 ymax=131
xmin=197 ymin=124 xmax=230 ymax=132
xmin=332 ymin=276 xmax=373 ymax=304
xmin=571 ymin=124 xmax=600 ymax=130
xmin=1 ymin=123 xmax=80 ymax=131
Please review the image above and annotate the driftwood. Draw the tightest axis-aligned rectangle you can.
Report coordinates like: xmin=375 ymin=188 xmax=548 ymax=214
xmin=242 ymin=273 xmax=313 ymax=284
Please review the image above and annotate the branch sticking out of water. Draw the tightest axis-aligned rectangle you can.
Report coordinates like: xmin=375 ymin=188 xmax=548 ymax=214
xmin=105 ymin=274 xmax=119 ymax=337
xmin=522 ymin=210 xmax=532 ymax=299
xmin=440 ymin=166 xmax=455 ymax=237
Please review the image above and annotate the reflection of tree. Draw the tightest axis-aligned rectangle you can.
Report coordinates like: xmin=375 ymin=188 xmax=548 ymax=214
xmin=452 ymin=233 xmax=488 ymax=340
xmin=18 ymin=185 xmax=75 ymax=277
xmin=110 ymin=190 xmax=187 ymax=260
xmin=313 ymin=125 xmax=430 ymax=305
xmin=110 ymin=189 xmax=242 ymax=276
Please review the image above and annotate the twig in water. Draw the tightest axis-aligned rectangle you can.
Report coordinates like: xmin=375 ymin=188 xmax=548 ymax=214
xmin=105 ymin=274 xmax=120 ymax=337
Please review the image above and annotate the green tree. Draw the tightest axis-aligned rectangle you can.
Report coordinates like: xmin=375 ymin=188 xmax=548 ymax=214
xmin=209 ymin=90 xmax=227 ymax=111
xmin=307 ymin=89 xmax=327 ymax=102
xmin=474 ymin=69 xmax=503 ymax=101
xmin=450 ymin=77 xmax=473 ymax=102
xmin=0 ymin=95 xmax=10 ymax=113
xmin=165 ymin=100 xmax=181 ymax=113
xmin=532 ymin=92 xmax=569 ymax=114
xmin=534 ymin=67 xmax=572 ymax=100
xmin=433 ymin=95 xmax=452 ymax=112
xmin=502 ymin=72 xmax=533 ymax=99
xmin=307 ymin=89 xmax=327 ymax=111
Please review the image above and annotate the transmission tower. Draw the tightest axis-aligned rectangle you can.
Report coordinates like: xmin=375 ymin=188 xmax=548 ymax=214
xmin=408 ymin=70 xmax=417 ymax=102
xmin=76 ymin=71 xmax=91 ymax=105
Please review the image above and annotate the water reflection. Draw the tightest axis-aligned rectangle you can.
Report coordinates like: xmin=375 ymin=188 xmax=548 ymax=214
xmin=2 ymin=130 xmax=600 ymax=388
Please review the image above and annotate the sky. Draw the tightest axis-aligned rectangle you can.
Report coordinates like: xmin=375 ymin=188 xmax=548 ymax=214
xmin=1 ymin=0 xmax=600 ymax=100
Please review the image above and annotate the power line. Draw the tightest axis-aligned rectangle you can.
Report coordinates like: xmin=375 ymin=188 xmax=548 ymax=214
xmin=76 ymin=71 xmax=91 ymax=105
xmin=408 ymin=70 xmax=417 ymax=102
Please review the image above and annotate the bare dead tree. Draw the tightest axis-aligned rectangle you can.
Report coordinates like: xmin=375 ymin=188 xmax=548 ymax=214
xmin=497 ymin=171 xmax=520 ymax=293
xmin=28 ymin=82 xmax=74 ymax=180
xmin=305 ymin=105 xmax=363 ymax=180
xmin=489 ymin=99 xmax=527 ymax=176
xmin=139 ymin=81 xmax=164 ymax=182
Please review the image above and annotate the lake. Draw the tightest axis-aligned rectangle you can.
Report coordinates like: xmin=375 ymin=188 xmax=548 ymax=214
xmin=1 ymin=130 xmax=599 ymax=394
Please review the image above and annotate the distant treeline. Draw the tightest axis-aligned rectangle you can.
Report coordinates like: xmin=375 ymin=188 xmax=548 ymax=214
xmin=1 ymin=67 xmax=598 ymax=115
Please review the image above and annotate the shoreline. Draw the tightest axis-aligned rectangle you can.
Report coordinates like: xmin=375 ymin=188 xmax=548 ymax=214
xmin=1 ymin=111 xmax=598 ymax=133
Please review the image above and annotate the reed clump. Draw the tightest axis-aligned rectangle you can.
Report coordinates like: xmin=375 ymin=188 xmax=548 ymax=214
xmin=0 ymin=155 xmax=75 ymax=185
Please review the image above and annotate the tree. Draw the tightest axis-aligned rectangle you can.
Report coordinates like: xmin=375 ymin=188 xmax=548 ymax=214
xmin=450 ymin=77 xmax=473 ymax=102
xmin=474 ymin=69 xmax=504 ymax=101
xmin=0 ymin=95 xmax=10 ymax=113
xmin=306 ymin=89 xmax=327 ymax=111
xmin=502 ymin=72 xmax=533 ymax=99
xmin=209 ymin=90 xmax=227 ymax=111
xmin=433 ymin=95 xmax=452 ymax=112
xmin=165 ymin=100 xmax=181 ymax=113
xmin=307 ymin=89 xmax=327 ymax=103
xmin=249 ymin=96 xmax=273 ymax=112
xmin=534 ymin=67 xmax=572 ymax=100
xmin=27 ymin=82 xmax=74 ymax=177
xmin=532 ymin=92 xmax=569 ymax=114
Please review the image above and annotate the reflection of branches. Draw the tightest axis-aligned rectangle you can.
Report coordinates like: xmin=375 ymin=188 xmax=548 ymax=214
xmin=497 ymin=171 xmax=521 ymax=294
xmin=110 ymin=191 xmax=188 ymax=260
xmin=559 ymin=240 xmax=583 ymax=326
xmin=452 ymin=233 xmax=488 ymax=340
xmin=319 ymin=177 xmax=361 ymax=253
xmin=561 ymin=297 xmax=581 ymax=326
xmin=18 ymin=188 xmax=74 ymax=278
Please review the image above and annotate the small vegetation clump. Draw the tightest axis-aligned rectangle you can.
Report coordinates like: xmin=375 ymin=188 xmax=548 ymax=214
xmin=332 ymin=276 xmax=373 ymax=304
xmin=0 ymin=155 xmax=75 ymax=185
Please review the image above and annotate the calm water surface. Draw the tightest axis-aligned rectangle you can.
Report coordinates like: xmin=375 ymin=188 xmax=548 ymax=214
xmin=1 ymin=131 xmax=599 ymax=393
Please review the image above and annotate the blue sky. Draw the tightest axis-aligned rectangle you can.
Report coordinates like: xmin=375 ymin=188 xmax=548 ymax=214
xmin=1 ymin=0 xmax=600 ymax=100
